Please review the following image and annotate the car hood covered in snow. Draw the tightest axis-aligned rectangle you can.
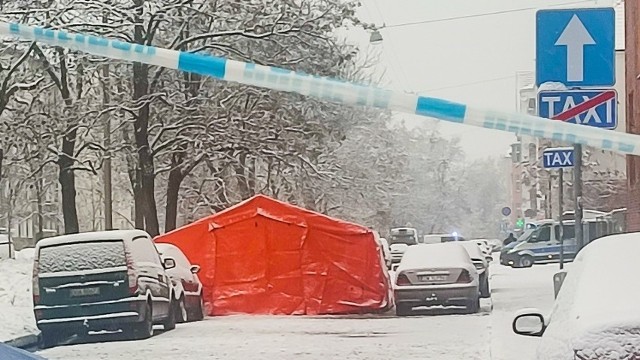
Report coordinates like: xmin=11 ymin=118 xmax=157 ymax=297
xmin=537 ymin=233 xmax=640 ymax=360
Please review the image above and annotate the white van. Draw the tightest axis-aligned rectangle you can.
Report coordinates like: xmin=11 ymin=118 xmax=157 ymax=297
xmin=389 ymin=228 xmax=419 ymax=269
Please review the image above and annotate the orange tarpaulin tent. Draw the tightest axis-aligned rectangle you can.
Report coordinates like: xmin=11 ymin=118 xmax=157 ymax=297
xmin=155 ymin=194 xmax=393 ymax=316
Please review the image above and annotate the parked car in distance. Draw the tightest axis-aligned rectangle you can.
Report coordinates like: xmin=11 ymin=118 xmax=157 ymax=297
xmin=471 ymin=239 xmax=493 ymax=261
xmin=512 ymin=233 xmax=640 ymax=359
xmin=423 ymin=233 xmax=466 ymax=244
xmin=33 ymin=230 xmax=178 ymax=347
xmin=458 ymin=242 xmax=490 ymax=298
xmin=155 ymin=243 xmax=205 ymax=322
xmin=378 ymin=237 xmax=391 ymax=270
xmin=487 ymin=238 xmax=503 ymax=252
xmin=394 ymin=243 xmax=480 ymax=316
xmin=389 ymin=227 xmax=419 ymax=270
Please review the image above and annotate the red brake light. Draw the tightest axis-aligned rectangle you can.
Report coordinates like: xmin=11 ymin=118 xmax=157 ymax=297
xmin=456 ymin=269 xmax=472 ymax=283
xmin=125 ymin=251 xmax=137 ymax=295
xmin=32 ymin=257 xmax=40 ymax=305
xmin=396 ymin=273 xmax=411 ymax=286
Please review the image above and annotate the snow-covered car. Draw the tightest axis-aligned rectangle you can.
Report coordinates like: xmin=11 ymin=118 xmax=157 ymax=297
xmin=378 ymin=237 xmax=391 ymax=269
xmin=471 ymin=239 xmax=492 ymax=261
xmin=155 ymin=243 xmax=205 ymax=322
xmin=458 ymin=242 xmax=490 ymax=298
xmin=394 ymin=243 xmax=480 ymax=315
xmin=487 ymin=239 xmax=502 ymax=252
xmin=512 ymin=233 xmax=640 ymax=359
xmin=33 ymin=230 xmax=179 ymax=347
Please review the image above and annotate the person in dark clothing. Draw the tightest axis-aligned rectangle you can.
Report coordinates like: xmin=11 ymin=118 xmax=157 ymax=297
xmin=504 ymin=232 xmax=517 ymax=246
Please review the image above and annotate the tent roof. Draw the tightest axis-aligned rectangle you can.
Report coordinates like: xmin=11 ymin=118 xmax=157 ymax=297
xmin=161 ymin=194 xmax=371 ymax=238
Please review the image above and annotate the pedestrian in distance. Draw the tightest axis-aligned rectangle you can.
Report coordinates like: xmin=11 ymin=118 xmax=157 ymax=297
xmin=504 ymin=233 xmax=516 ymax=246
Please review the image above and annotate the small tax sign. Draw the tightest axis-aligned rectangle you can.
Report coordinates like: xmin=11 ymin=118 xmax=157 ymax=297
xmin=543 ymin=147 xmax=575 ymax=169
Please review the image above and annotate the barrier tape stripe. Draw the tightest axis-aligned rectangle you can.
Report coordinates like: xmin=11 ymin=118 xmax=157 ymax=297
xmin=0 ymin=22 xmax=638 ymax=156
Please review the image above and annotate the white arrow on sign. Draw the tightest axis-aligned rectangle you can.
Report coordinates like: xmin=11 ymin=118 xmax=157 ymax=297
xmin=555 ymin=14 xmax=595 ymax=82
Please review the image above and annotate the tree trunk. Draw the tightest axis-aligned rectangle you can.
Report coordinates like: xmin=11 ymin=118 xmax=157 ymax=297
xmin=133 ymin=171 xmax=145 ymax=229
xmin=59 ymin=146 xmax=79 ymax=234
xmin=132 ymin=5 xmax=159 ymax=237
xmin=57 ymin=50 xmax=80 ymax=235
xmin=164 ymin=168 xmax=183 ymax=233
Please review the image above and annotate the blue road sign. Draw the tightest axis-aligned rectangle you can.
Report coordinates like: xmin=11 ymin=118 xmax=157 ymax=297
xmin=538 ymin=89 xmax=617 ymax=129
xmin=536 ymin=8 xmax=615 ymax=87
xmin=542 ymin=147 xmax=575 ymax=169
xmin=501 ymin=207 xmax=512 ymax=217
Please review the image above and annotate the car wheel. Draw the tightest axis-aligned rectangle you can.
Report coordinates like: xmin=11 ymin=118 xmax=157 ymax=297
xmin=466 ymin=296 xmax=480 ymax=314
xmin=519 ymin=255 xmax=534 ymax=268
xmin=188 ymin=296 xmax=205 ymax=322
xmin=162 ymin=299 xmax=177 ymax=331
xmin=129 ymin=302 xmax=153 ymax=340
xmin=480 ymin=275 xmax=491 ymax=298
xmin=395 ymin=304 xmax=412 ymax=316
xmin=176 ymin=297 xmax=187 ymax=323
xmin=40 ymin=329 xmax=62 ymax=349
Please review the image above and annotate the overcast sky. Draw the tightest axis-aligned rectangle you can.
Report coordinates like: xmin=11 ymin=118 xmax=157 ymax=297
xmin=351 ymin=0 xmax=618 ymax=160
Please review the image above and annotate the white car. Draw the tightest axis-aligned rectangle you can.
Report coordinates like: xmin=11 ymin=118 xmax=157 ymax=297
xmin=458 ymin=242 xmax=490 ymax=298
xmin=471 ymin=239 xmax=493 ymax=261
xmin=379 ymin=237 xmax=391 ymax=269
xmin=394 ymin=243 xmax=480 ymax=315
xmin=512 ymin=233 xmax=640 ymax=359
xmin=155 ymin=243 xmax=206 ymax=322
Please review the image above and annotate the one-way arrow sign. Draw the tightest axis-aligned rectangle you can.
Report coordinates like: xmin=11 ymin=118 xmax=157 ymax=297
xmin=555 ymin=15 xmax=595 ymax=82
xmin=536 ymin=8 xmax=615 ymax=87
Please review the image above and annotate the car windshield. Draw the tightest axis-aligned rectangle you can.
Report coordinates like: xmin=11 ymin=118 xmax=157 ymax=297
xmin=389 ymin=234 xmax=417 ymax=245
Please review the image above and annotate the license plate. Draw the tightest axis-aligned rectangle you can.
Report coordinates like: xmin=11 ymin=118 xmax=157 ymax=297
xmin=419 ymin=275 xmax=447 ymax=282
xmin=70 ymin=287 xmax=100 ymax=297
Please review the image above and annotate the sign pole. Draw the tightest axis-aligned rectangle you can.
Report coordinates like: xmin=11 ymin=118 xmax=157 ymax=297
xmin=558 ymin=168 xmax=565 ymax=270
xmin=574 ymin=144 xmax=584 ymax=250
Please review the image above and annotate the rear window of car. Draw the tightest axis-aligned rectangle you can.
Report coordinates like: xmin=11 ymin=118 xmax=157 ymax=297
xmin=38 ymin=240 xmax=126 ymax=273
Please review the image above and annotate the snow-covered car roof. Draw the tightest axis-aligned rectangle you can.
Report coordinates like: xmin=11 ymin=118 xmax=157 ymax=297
xmin=539 ymin=233 xmax=640 ymax=358
xmin=457 ymin=242 xmax=486 ymax=262
xmin=397 ymin=243 xmax=473 ymax=271
xmin=36 ymin=230 xmax=150 ymax=248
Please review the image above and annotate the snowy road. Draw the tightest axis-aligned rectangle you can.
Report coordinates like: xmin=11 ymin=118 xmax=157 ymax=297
xmin=36 ymin=260 xmax=562 ymax=360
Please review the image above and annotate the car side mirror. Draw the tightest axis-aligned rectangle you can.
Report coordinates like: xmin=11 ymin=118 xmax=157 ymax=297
xmin=190 ymin=265 xmax=201 ymax=274
xmin=512 ymin=312 xmax=546 ymax=337
xmin=163 ymin=257 xmax=176 ymax=270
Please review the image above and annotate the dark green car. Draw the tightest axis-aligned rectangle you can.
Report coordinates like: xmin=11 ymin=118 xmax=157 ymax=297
xmin=33 ymin=230 xmax=179 ymax=347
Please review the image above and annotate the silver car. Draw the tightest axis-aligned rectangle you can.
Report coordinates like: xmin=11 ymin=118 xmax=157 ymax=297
xmin=394 ymin=243 xmax=480 ymax=315
xmin=458 ymin=241 xmax=490 ymax=298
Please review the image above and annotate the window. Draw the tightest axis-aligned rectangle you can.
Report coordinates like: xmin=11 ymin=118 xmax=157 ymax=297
xmin=39 ymin=241 xmax=126 ymax=273
xmin=131 ymin=237 xmax=162 ymax=265
xmin=533 ymin=226 xmax=551 ymax=242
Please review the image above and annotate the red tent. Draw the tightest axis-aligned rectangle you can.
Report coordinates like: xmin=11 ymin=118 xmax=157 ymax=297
xmin=155 ymin=195 xmax=393 ymax=316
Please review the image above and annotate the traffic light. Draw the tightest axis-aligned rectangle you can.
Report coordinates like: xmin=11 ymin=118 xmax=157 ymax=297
xmin=516 ymin=218 xmax=525 ymax=229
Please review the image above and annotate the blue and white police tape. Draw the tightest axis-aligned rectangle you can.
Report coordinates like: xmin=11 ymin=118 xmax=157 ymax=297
xmin=0 ymin=22 xmax=638 ymax=156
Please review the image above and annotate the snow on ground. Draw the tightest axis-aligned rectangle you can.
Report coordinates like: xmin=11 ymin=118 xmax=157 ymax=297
xmin=0 ymin=250 xmax=563 ymax=359
xmin=0 ymin=250 xmax=38 ymax=342
xmin=489 ymin=261 xmax=567 ymax=360
xmin=41 ymin=312 xmax=492 ymax=360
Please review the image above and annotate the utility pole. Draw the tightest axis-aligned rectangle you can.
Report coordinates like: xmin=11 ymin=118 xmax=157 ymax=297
xmin=102 ymin=61 xmax=113 ymax=231
xmin=558 ymin=168 xmax=565 ymax=269
xmin=574 ymin=144 xmax=583 ymax=250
